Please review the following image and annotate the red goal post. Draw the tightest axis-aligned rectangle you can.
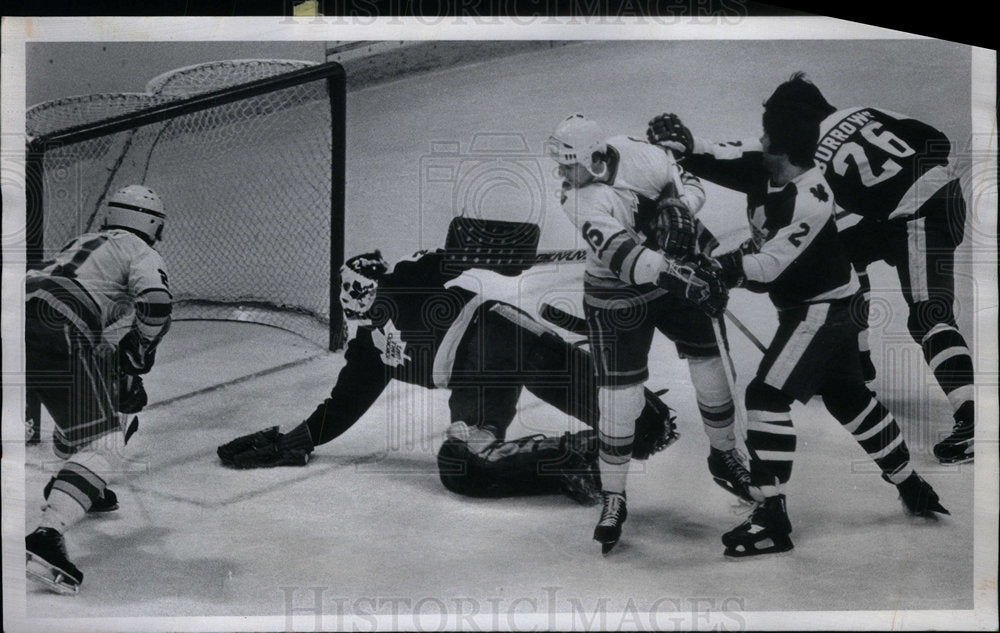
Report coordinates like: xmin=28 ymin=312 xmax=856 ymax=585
xmin=26 ymin=59 xmax=347 ymax=351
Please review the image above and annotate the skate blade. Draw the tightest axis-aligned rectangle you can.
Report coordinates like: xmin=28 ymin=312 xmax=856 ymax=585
xmin=724 ymin=549 xmax=793 ymax=561
xmin=723 ymin=544 xmax=794 ymax=561
xmin=711 ymin=478 xmax=754 ymax=504
xmin=937 ymin=454 xmax=973 ymax=466
xmin=26 ymin=556 xmax=80 ymax=595
xmin=601 ymin=541 xmax=619 ymax=556
xmin=902 ymin=508 xmax=947 ymax=522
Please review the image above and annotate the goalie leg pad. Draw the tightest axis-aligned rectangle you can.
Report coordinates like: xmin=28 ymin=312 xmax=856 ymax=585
xmin=437 ymin=429 xmax=600 ymax=504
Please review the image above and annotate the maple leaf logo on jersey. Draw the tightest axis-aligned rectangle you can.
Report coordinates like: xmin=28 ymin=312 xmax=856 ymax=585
xmin=372 ymin=320 xmax=410 ymax=367
xmin=809 ymin=184 xmax=829 ymax=202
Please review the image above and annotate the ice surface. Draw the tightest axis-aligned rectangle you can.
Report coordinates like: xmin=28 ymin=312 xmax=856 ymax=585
xmin=19 ymin=38 xmax=987 ymax=627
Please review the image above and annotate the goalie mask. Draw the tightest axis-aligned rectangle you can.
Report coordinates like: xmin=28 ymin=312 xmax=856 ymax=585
xmin=339 ymin=251 xmax=389 ymax=319
xmin=105 ymin=184 xmax=166 ymax=244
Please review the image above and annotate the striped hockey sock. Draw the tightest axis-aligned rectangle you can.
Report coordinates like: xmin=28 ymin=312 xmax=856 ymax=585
xmin=745 ymin=408 xmax=796 ymax=492
xmin=598 ymin=431 xmax=632 ymax=494
xmin=838 ymin=396 xmax=913 ymax=483
xmin=921 ymin=323 xmax=975 ymax=424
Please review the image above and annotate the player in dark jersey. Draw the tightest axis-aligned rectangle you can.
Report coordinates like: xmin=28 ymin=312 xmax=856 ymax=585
xmin=655 ymin=99 xmax=949 ymax=559
xmin=216 ymin=247 xmax=678 ymax=505
xmin=647 ymin=73 xmax=974 ymax=465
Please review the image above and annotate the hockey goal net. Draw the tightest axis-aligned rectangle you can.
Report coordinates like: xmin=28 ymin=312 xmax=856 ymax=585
xmin=26 ymin=59 xmax=346 ymax=350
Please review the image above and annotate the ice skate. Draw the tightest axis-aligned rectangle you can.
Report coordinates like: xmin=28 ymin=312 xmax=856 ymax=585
xmin=933 ymin=419 xmax=973 ymax=465
xmin=26 ymin=528 xmax=83 ymax=594
xmin=593 ymin=491 xmax=627 ymax=555
xmin=707 ymin=447 xmax=754 ymax=503
xmin=722 ymin=495 xmax=793 ymax=559
xmin=888 ymin=472 xmax=950 ymax=519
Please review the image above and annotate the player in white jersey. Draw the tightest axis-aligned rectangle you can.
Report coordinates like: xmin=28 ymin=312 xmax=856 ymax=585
xmin=546 ymin=114 xmax=748 ymax=554
xmin=24 ymin=184 xmax=172 ymax=593
xmin=654 ymin=101 xmax=949 ymax=558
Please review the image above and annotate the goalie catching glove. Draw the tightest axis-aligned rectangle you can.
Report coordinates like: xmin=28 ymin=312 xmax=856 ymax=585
xmin=217 ymin=424 xmax=314 ymax=469
xmin=646 ymin=113 xmax=695 ymax=158
xmin=656 ymin=254 xmax=728 ymax=317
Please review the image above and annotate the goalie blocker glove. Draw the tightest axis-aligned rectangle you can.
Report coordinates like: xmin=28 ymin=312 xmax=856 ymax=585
xmin=655 ymin=254 xmax=728 ymax=317
xmin=646 ymin=113 xmax=695 ymax=159
xmin=217 ymin=424 xmax=314 ymax=469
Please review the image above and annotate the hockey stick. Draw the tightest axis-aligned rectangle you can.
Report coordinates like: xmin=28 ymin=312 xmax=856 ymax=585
xmin=724 ymin=309 xmax=767 ymax=354
xmin=711 ymin=316 xmax=749 ymax=438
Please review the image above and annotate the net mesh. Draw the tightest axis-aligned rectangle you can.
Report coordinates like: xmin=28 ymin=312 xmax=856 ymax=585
xmin=28 ymin=60 xmax=335 ymax=347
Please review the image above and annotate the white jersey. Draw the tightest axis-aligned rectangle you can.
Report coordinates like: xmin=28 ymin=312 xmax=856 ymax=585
xmin=26 ymin=229 xmax=172 ymax=345
xmin=603 ymin=135 xmax=706 ymax=214
xmin=559 ymin=136 xmax=706 ymax=305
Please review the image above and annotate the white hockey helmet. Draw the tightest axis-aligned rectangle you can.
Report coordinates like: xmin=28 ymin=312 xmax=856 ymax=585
xmin=545 ymin=114 xmax=607 ymax=176
xmin=105 ymin=184 xmax=166 ymax=243
xmin=339 ymin=250 xmax=389 ymax=318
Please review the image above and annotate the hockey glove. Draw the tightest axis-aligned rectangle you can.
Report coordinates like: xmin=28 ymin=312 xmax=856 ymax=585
xmin=656 ymin=255 xmax=728 ymax=318
xmin=714 ymin=249 xmax=746 ymax=288
xmin=632 ymin=388 xmax=680 ymax=460
xmin=652 ymin=197 xmax=697 ymax=258
xmin=117 ymin=330 xmax=156 ymax=375
xmin=647 ymin=113 xmax=695 ymax=158
xmin=217 ymin=424 xmax=313 ymax=469
xmin=117 ymin=373 xmax=148 ymax=414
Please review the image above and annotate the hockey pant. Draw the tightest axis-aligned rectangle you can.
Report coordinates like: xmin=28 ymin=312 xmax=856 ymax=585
xmin=745 ymin=300 xmax=913 ymax=493
xmin=26 ymin=303 xmax=132 ymax=515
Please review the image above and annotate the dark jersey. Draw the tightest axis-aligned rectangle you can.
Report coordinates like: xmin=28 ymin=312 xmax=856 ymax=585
xmin=682 ymin=149 xmax=856 ymax=309
xmin=814 ymin=107 xmax=955 ymax=221
xmin=686 ymin=106 xmax=956 ymax=223
xmin=302 ymin=250 xmax=481 ymax=444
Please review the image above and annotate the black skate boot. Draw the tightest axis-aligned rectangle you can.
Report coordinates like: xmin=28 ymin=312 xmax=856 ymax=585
xmin=26 ymin=528 xmax=83 ymax=594
xmin=722 ymin=494 xmax=794 ymax=559
xmin=887 ymin=472 xmax=950 ymax=518
xmin=707 ymin=447 xmax=754 ymax=503
xmin=933 ymin=418 xmax=973 ymax=465
xmin=44 ymin=478 xmax=119 ymax=513
xmin=593 ymin=491 xmax=628 ymax=555
xmin=555 ymin=431 xmax=602 ymax=506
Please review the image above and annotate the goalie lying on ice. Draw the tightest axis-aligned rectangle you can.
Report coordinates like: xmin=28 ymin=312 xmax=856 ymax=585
xmin=217 ymin=248 xmax=678 ymax=504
